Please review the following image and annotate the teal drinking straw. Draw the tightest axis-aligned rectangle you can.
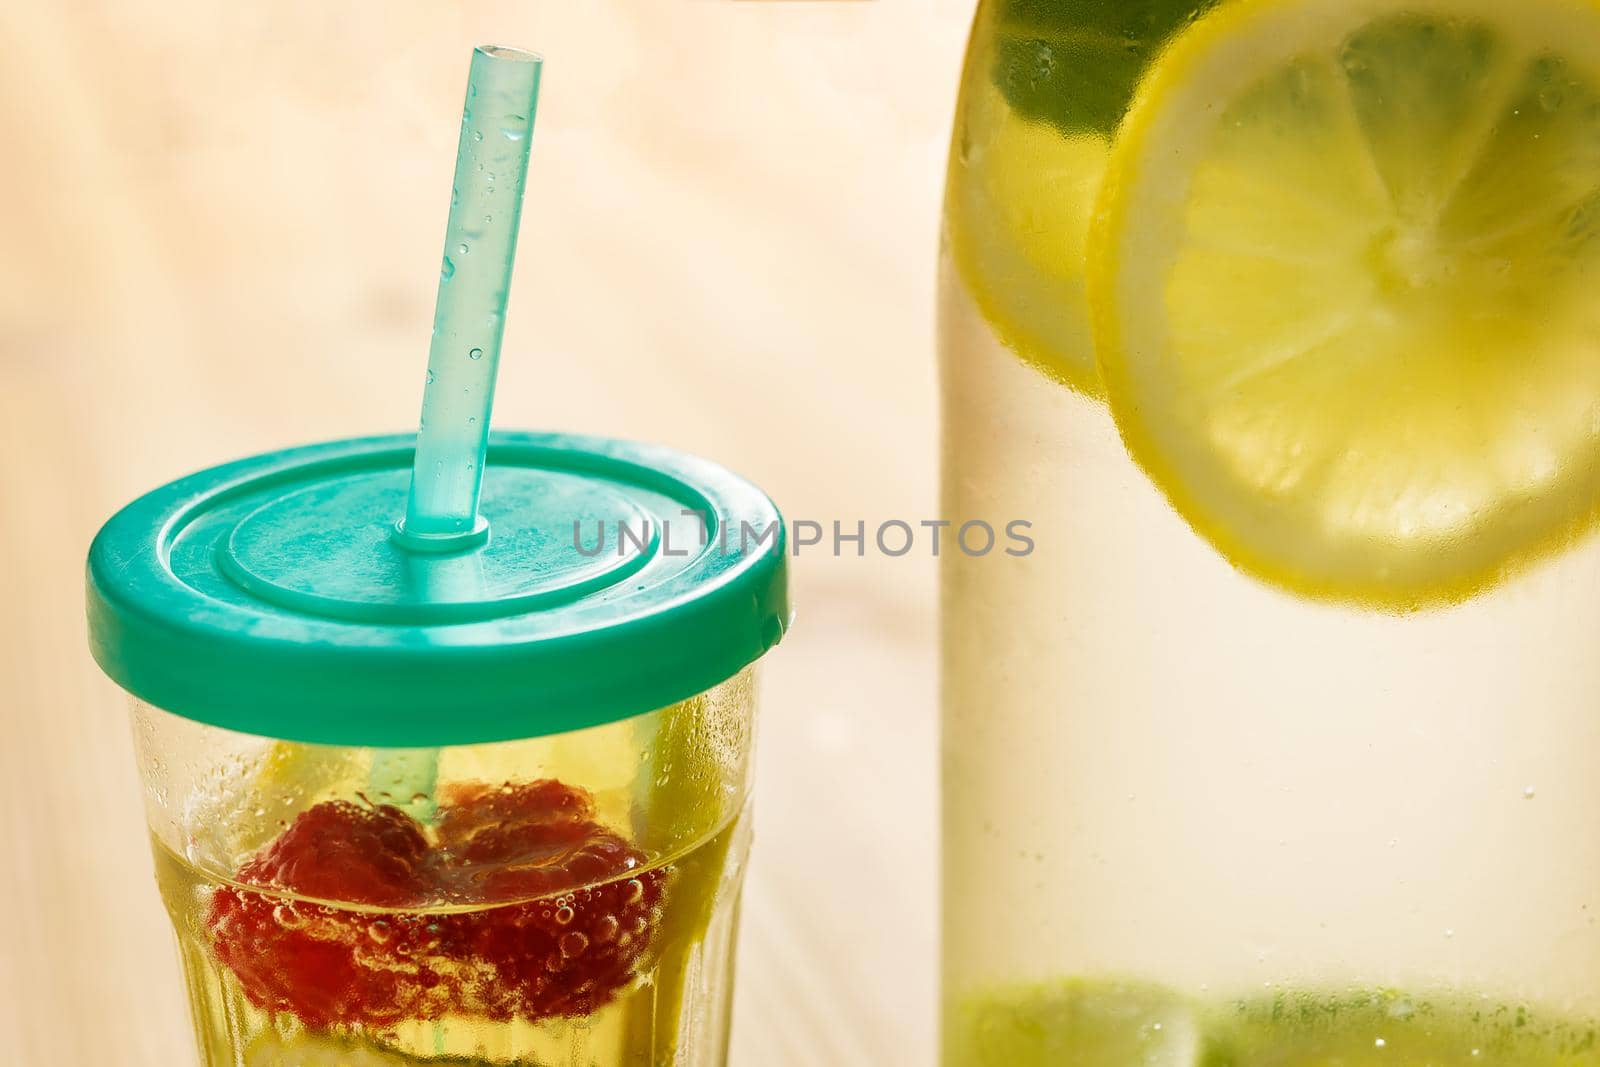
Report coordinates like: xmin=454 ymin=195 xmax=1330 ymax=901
xmin=396 ymin=45 xmax=543 ymax=551
xmin=373 ymin=46 xmax=542 ymax=813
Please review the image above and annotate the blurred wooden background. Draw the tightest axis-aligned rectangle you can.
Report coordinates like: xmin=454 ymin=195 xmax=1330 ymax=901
xmin=0 ymin=2 xmax=972 ymax=1063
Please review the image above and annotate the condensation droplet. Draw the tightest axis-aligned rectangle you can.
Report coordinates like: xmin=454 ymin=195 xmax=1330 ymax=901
xmin=457 ymin=243 xmax=469 ymax=255
xmin=469 ymin=347 xmax=484 ymax=360
xmin=426 ymin=370 xmax=435 ymax=384
xmin=441 ymin=257 xmax=456 ymax=281
xmin=472 ymin=130 xmax=484 ymax=142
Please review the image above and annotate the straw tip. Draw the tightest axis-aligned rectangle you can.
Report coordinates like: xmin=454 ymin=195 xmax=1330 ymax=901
xmin=476 ymin=44 xmax=543 ymax=65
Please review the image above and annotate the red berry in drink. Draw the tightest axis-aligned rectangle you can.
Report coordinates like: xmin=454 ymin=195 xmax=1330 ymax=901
xmin=205 ymin=784 xmax=669 ymax=1030
xmin=436 ymin=781 xmax=667 ymax=1020
xmin=206 ymin=802 xmax=455 ymax=1029
xmin=242 ymin=801 xmax=429 ymax=907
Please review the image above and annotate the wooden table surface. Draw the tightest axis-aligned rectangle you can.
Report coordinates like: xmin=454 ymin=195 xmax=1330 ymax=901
xmin=0 ymin=2 xmax=972 ymax=1063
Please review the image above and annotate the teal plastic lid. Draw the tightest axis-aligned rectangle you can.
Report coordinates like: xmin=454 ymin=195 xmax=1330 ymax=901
xmin=87 ymin=432 xmax=789 ymax=747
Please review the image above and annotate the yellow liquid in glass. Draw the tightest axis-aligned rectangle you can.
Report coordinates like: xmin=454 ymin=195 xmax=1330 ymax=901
xmin=154 ymin=817 xmax=745 ymax=1066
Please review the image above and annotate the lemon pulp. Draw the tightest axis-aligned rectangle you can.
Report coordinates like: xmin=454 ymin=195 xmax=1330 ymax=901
xmin=1090 ymin=0 xmax=1600 ymax=609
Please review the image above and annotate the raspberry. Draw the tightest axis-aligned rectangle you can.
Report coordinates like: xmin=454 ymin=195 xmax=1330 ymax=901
xmin=208 ymin=890 xmax=460 ymax=1030
xmin=206 ymin=783 xmax=668 ymax=1031
xmin=434 ymin=781 xmax=642 ymax=899
xmin=434 ymin=782 xmax=668 ymax=1020
xmin=206 ymin=802 xmax=456 ymax=1030
xmin=243 ymin=801 xmax=430 ymax=907
xmin=435 ymin=780 xmax=597 ymax=868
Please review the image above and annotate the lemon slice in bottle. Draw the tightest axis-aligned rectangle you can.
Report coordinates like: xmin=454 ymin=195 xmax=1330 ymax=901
xmin=949 ymin=78 xmax=1110 ymax=396
xmin=1090 ymin=0 xmax=1600 ymax=609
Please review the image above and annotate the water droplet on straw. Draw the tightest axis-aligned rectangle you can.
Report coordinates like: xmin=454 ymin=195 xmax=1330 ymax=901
xmin=472 ymin=130 xmax=483 ymax=142
xmin=441 ymin=257 xmax=455 ymax=281
xmin=469 ymin=347 xmax=483 ymax=360
xmin=457 ymin=243 xmax=469 ymax=255
xmin=425 ymin=370 xmax=435 ymax=384
xmin=502 ymin=127 xmax=525 ymax=141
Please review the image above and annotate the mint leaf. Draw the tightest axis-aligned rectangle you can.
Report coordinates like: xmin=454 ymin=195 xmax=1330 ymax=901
xmin=991 ymin=0 xmax=1206 ymax=135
